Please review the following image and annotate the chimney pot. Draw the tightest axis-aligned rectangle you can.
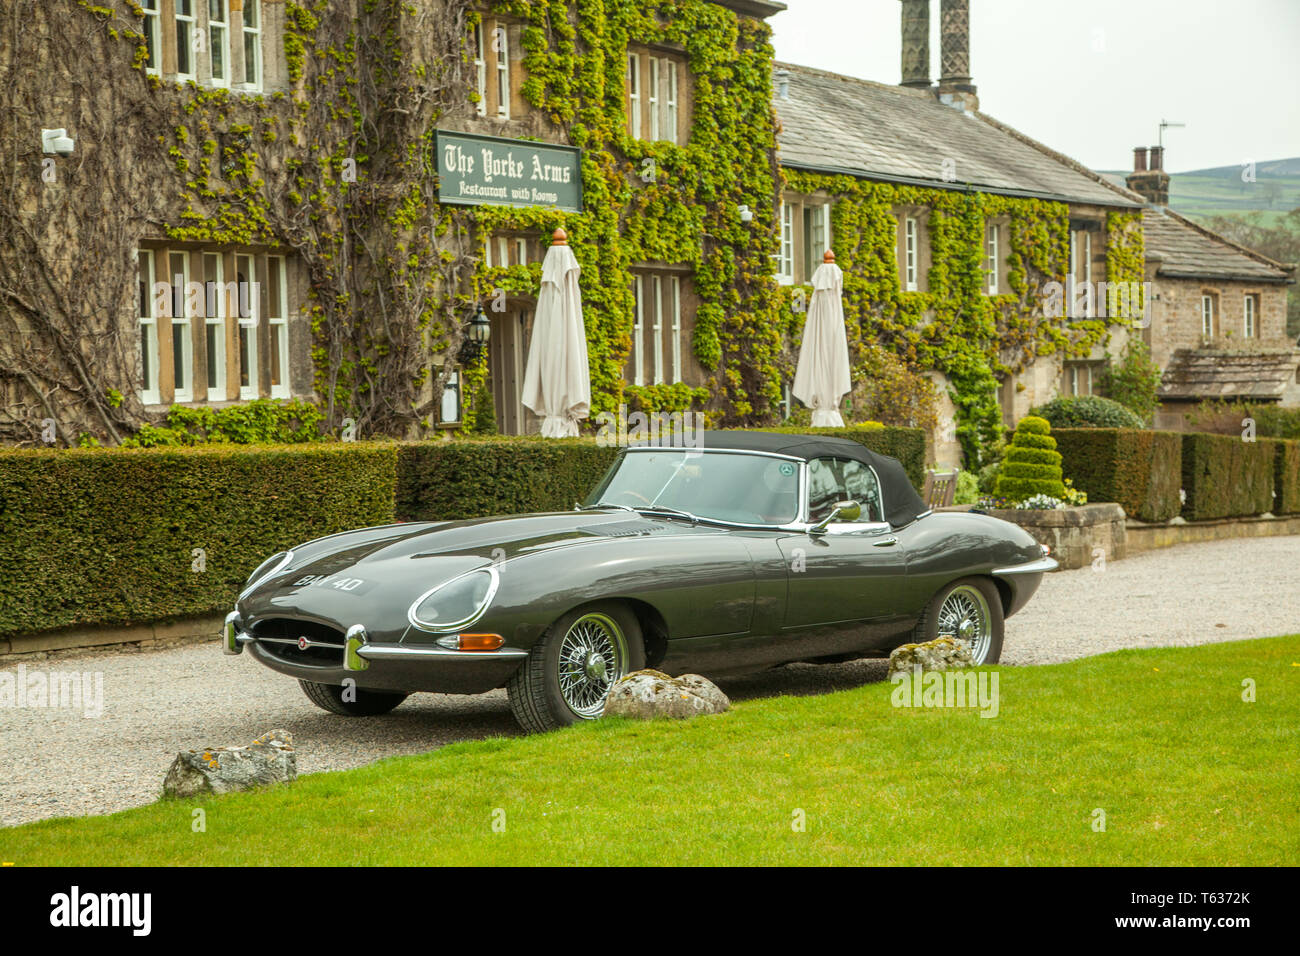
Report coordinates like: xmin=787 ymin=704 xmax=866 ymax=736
xmin=936 ymin=0 xmax=978 ymax=111
xmin=1149 ymin=146 xmax=1164 ymax=171
xmin=1132 ymin=146 xmax=1148 ymax=172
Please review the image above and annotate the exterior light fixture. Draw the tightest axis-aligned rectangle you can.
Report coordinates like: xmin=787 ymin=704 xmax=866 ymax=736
xmin=457 ymin=304 xmax=491 ymax=364
xmin=738 ymin=204 xmax=754 ymax=222
xmin=41 ymin=128 xmax=75 ymax=157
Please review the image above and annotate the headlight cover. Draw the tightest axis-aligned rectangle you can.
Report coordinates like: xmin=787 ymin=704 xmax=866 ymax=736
xmin=243 ymin=551 xmax=293 ymax=590
xmin=408 ymin=568 xmax=499 ymax=633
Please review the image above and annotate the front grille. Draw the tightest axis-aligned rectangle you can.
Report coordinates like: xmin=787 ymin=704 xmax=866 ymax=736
xmin=250 ymin=617 xmax=346 ymax=667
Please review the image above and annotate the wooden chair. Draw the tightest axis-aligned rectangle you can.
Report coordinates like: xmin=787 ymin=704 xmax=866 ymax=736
xmin=923 ymin=468 xmax=958 ymax=508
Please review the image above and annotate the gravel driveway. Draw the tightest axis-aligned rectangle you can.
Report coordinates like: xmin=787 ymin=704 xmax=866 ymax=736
xmin=2 ymin=535 xmax=1296 ymax=828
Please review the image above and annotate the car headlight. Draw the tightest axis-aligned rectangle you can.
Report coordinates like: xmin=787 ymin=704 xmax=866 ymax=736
xmin=408 ymin=568 xmax=499 ymax=633
xmin=244 ymin=551 xmax=293 ymax=590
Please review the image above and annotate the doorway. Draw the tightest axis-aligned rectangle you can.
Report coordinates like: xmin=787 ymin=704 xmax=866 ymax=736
xmin=489 ymin=308 xmax=535 ymax=435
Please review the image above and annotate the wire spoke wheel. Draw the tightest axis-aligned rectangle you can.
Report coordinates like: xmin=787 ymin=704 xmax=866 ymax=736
xmin=556 ymin=612 xmax=629 ymax=718
xmin=936 ymin=584 xmax=992 ymax=663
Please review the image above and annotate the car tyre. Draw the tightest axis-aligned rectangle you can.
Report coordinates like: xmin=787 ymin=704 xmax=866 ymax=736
xmin=910 ymin=577 xmax=1004 ymax=665
xmin=507 ymin=602 xmax=646 ymax=734
xmin=299 ymin=679 xmax=409 ymax=716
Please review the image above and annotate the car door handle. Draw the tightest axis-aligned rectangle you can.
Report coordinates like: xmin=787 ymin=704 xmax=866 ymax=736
xmin=872 ymin=536 xmax=899 ymax=547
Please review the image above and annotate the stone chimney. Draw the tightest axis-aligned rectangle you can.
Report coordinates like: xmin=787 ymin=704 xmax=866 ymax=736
xmin=900 ymin=0 xmax=931 ymax=89
xmin=1126 ymin=145 xmax=1170 ymax=205
xmin=936 ymin=0 xmax=978 ymax=111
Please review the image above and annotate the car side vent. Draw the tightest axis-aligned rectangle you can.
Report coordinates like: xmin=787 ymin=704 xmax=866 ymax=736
xmin=578 ymin=520 xmax=676 ymax=538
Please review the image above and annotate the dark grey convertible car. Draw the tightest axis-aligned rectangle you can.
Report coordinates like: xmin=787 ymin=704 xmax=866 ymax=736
xmin=224 ymin=431 xmax=1056 ymax=732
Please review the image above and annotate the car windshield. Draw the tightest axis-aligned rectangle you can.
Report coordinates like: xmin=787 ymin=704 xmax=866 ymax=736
xmin=584 ymin=450 xmax=801 ymax=525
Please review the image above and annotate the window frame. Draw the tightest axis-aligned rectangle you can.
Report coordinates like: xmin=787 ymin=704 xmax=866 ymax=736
xmin=1201 ymin=293 xmax=1216 ymax=338
xmin=472 ymin=23 xmax=487 ymax=117
xmin=174 ymin=0 xmax=197 ymax=82
xmin=904 ymin=217 xmax=918 ymax=292
xmin=494 ymin=23 xmax=510 ymax=119
xmin=648 ymin=57 xmax=660 ymax=142
xmin=138 ymin=250 xmax=161 ymax=405
xmin=236 ymin=253 xmax=260 ymax=400
xmin=203 ymin=252 xmax=227 ymax=402
xmin=664 ymin=59 xmax=678 ymax=145
xmin=141 ymin=0 xmax=162 ymax=76
xmin=776 ymin=201 xmax=795 ymax=284
xmin=986 ymin=222 xmax=999 ymax=295
xmin=626 ymin=53 xmax=641 ymax=139
xmin=440 ymin=369 xmax=462 ymax=425
xmin=1244 ymin=293 xmax=1258 ymax=339
xmin=671 ymin=276 xmax=682 ymax=384
xmin=208 ymin=0 xmax=230 ymax=87
xmin=631 ymin=274 xmax=645 ymax=386
xmin=241 ymin=0 xmax=262 ymax=92
xmin=268 ymin=255 xmax=290 ymax=399
xmin=167 ymin=251 xmax=195 ymax=403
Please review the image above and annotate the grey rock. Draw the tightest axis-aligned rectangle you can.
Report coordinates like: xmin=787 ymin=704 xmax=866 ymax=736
xmin=603 ymin=669 xmax=730 ymax=720
xmin=887 ymin=637 xmax=974 ymax=677
xmin=162 ymin=729 xmax=296 ymax=798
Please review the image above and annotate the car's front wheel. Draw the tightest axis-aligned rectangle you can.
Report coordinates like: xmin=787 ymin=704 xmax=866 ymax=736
xmin=911 ymin=577 xmax=1004 ymax=665
xmin=299 ymin=680 xmax=409 ymax=716
xmin=507 ymin=602 xmax=646 ymax=733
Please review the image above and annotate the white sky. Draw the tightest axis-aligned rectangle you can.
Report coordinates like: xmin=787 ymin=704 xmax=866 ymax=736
xmin=770 ymin=0 xmax=1300 ymax=173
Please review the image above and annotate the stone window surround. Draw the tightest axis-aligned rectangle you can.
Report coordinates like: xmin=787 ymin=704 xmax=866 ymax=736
xmin=625 ymin=44 xmax=685 ymax=145
xmin=894 ymin=205 xmax=931 ymax=294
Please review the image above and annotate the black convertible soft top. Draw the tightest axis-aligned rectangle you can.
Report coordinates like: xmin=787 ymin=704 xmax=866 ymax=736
xmin=633 ymin=430 xmax=929 ymax=529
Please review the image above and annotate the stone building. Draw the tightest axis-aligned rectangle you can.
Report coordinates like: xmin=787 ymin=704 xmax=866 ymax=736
xmin=1121 ymin=148 xmax=1297 ymax=427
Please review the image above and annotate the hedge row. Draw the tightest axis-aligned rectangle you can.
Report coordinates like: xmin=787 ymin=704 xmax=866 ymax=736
xmin=0 ymin=444 xmax=397 ymax=638
xmin=1 ymin=426 xmax=925 ymax=637
xmin=1181 ymin=433 xmax=1276 ymax=521
xmin=1269 ymin=439 xmax=1300 ymax=515
xmin=1054 ymin=429 xmax=1182 ymax=522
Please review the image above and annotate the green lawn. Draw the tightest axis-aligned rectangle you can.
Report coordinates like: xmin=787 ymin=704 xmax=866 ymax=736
xmin=2 ymin=637 xmax=1296 ymax=866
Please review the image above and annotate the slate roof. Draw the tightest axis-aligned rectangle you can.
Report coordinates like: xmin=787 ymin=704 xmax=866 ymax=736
xmin=1157 ymin=349 xmax=1299 ymax=401
xmin=773 ymin=63 xmax=1139 ymax=208
xmin=1142 ymin=207 xmax=1293 ymax=282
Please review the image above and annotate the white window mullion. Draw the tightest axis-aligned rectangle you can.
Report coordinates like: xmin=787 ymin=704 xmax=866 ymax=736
xmin=203 ymin=253 xmax=226 ymax=401
xmin=169 ymin=251 xmax=194 ymax=402
xmin=237 ymin=254 xmax=259 ymax=399
xmin=652 ymin=275 xmax=664 ymax=385
xmin=777 ymin=201 xmax=794 ymax=283
xmin=987 ymin=223 xmax=999 ymax=295
xmin=632 ymin=276 xmax=644 ymax=386
xmin=648 ymin=58 xmax=660 ymax=141
xmin=671 ymin=276 xmax=682 ymax=383
xmin=665 ymin=60 xmax=678 ymax=144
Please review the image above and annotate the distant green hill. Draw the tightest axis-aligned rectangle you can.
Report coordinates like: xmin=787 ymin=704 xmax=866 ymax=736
xmin=1101 ymin=157 xmax=1300 ymax=224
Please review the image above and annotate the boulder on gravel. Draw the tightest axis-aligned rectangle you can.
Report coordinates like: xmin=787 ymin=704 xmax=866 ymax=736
xmin=603 ymin=669 xmax=730 ymax=721
xmin=887 ymin=637 xmax=974 ymax=677
xmin=162 ymin=729 xmax=296 ymax=798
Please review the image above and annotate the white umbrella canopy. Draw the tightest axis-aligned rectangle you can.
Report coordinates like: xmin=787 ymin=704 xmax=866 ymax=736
xmin=521 ymin=228 xmax=591 ymax=437
xmin=791 ymin=250 xmax=851 ymax=427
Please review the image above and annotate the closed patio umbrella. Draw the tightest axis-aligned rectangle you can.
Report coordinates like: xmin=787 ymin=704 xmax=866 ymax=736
xmin=522 ymin=227 xmax=590 ymax=437
xmin=792 ymin=249 xmax=851 ymax=427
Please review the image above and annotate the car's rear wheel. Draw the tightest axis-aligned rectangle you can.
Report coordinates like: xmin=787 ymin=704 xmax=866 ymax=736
xmin=507 ymin=602 xmax=646 ymax=733
xmin=911 ymin=577 xmax=1004 ymax=665
xmin=299 ymin=679 xmax=409 ymax=716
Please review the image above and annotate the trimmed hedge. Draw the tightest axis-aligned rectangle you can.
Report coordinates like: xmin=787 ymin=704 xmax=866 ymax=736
xmin=395 ymin=438 xmax=619 ymax=521
xmin=1265 ymin=438 xmax=1300 ymax=515
xmin=1054 ymin=428 xmax=1182 ymax=522
xmin=994 ymin=417 xmax=1065 ymax=502
xmin=0 ymin=444 xmax=397 ymax=638
xmin=1181 ymin=433 xmax=1275 ymax=521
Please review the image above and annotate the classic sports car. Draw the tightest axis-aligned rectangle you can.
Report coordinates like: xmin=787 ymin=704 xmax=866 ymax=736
xmin=224 ymin=431 xmax=1056 ymax=732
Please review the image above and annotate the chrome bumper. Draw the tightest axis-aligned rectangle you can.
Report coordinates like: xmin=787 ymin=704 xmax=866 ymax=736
xmin=222 ymin=613 xmax=527 ymax=671
xmin=991 ymin=553 xmax=1060 ymax=576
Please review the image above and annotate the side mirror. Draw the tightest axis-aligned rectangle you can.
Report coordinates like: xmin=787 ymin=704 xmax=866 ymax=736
xmin=810 ymin=499 xmax=861 ymax=534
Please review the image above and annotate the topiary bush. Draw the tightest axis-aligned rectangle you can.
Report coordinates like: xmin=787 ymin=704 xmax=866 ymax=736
xmin=994 ymin=416 xmax=1067 ymax=503
xmin=1031 ymin=395 xmax=1144 ymax=430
